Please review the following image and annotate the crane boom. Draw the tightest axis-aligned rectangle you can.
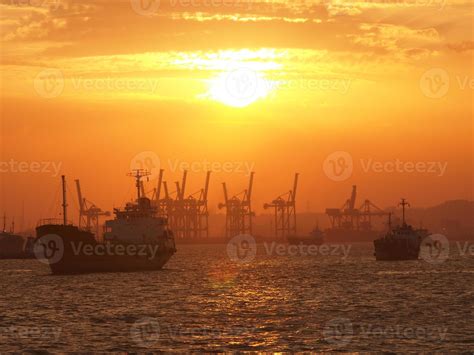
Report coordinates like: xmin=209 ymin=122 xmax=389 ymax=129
xmin=203 ymin=171 xmax=211 ymax=201
xmin=292 ymin=173 xmax=299 ymax=202
xmin=247 ymin=172 xmax=255 ymax=203
xmin=156 ymin=169 xmax=164 ymax=201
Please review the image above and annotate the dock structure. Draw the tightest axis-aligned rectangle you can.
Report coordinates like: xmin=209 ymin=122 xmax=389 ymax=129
xmin=264 ymin=173 xmax=299 ymax=239
xmin=326 ymin=185 xmax=388 ymax=231
xmin=218 ymin=172 xmax=255 ymax=239
xmin=75 ymin=179 xmax=110 ymax=241
xmin=154 ymin=170 xmax=211 ymax=240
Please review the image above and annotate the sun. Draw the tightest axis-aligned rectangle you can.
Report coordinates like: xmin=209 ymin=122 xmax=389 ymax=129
xmin=208 ymin=68 xmax=273 ymax=108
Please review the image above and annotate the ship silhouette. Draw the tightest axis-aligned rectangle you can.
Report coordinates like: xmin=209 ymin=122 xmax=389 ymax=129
xmin=35 ymin=171 xmax=176 ymax=274
xmin=0 ymin=214 xmax=35 ymax=259
xmin=374 ymin=199 xmax=429 ymax=261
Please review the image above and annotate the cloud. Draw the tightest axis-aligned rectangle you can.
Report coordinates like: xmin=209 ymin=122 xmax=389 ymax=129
xmin=447 ymin=41 xmax=474 ymax=53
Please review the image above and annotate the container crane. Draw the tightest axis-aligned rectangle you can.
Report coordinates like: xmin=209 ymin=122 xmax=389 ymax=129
xmin=264 ymin=173 xmax=299 ymax=239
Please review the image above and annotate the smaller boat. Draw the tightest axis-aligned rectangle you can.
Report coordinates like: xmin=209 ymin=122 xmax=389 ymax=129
xmin=374 ymin=199 xmax=429 ymax=261
xmin=0 ymin=215 xmax=35 ymax=259
xmin=287 ymin=225 xmax=325 ymax=246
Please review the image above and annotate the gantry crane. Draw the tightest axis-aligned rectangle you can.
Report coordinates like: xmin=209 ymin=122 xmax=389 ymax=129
xmin=155 ymin=170 xmax=211 ymax=239
xmin=218 ymin=172 xmax=255 ymax=239
xmin=264 ymin=173 xmax=299 ymax=239
xmin=326 ymin=185 xmax=388 ymax=231
xmin=75 ymin=179 xmax=110 ymax=239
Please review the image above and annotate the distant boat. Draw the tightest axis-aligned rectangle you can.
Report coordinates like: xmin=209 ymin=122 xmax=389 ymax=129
xmin=287 ymin=226 xmax=325 ymax=246
xmin=35 ymin=172 xmax=176 ymax=275
xmin=0 ymin=215 xmax=35 ymax=260
xmin=374 ymin=199 xmax=429 ymax=261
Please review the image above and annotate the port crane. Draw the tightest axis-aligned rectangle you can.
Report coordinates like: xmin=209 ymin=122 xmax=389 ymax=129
xmin=326 ymin=185 xmax=388 ymax=231
xmin=264 ymin=173 xmax=299 ymax=239
xmin=155 ymin=170 xmax=211 ymax=239
xmin=218 ymin=172 xmax=255 ymax=239
xmin=75 ymin=179 xmax=110 ymax=239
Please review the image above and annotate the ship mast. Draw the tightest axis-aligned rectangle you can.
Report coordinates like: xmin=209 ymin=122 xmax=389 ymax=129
xmin=399 ymin=198 xmax=410 ymax=226
xmin=62 ymin=175 xmax=68 ymax=225
xmin=2 ymin=213 xmax=6 ymax=233
xmin=128 ymin=169 xmax=151 ymax=201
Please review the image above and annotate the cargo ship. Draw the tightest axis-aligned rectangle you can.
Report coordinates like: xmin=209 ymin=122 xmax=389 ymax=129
xmin=0 ymin=215 xmax=35 ymax=259
xmin=35 ymin=171 xmax=176 ymax=274
xmin=374 ymin=199 xmax=429 ymax=261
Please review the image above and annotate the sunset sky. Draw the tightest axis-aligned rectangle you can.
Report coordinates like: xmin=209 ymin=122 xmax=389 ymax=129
xmin=0 ymin=0 xmax=473 ymax=230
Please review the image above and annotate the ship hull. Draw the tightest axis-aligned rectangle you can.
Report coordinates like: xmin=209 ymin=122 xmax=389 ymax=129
xmin=373 ymin=239 xmax=420 ymax=261
xmin=0 ymin=233 xmax=34 ymax=260
xmin=48 ymin=252 xmax=175 ymax=275
xmin=36 ymin=224 xmax=176 ymax=275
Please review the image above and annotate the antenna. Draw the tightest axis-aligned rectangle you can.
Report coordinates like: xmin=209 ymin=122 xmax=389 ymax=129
xmin=128 ymin=169 xmax=151 ymax=201
xmin=398 ymin=198 xmax=410 ymax=226
xmin=62 ymin=175 xmax=68 ymax=225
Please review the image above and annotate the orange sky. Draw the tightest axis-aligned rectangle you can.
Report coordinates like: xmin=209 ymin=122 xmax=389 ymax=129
xmin=0 ymin=0 xmax=473 ymax=230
